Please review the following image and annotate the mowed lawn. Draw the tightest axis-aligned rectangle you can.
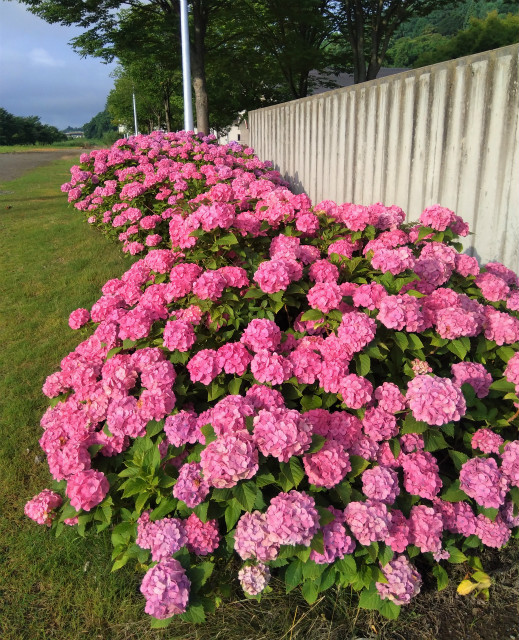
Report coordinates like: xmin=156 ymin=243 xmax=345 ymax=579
xmin=0 ymin=158 xmax=517 ymax=640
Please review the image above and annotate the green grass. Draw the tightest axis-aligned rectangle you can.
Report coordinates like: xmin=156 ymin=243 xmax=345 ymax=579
xmin=0 ymin=141 xmax=95 ymax=153
xmin=0 ymin=160 xmax=517 ymax=640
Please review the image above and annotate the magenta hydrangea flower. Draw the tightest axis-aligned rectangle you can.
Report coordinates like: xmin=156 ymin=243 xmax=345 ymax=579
xmin=137 ymin=516 xmax=188 ymax=562
xmin=241 ymin=318 xmax=281 ymax=352
xmin=310 ymin=507 xmax=355 ymax=564
xmin=476 ymin=272 xmax=510 ymax=302
xmin=406 ymin=375 xmax=466 ymax=425
xmin=163 ymin=319 xmax=197 ymax=352
xmin=459 ymin=457 xmax=508 ymax=509
xmin=385 ymin=510 xmax=410 ymax=553
xmin=500 ymin=441 xmax=519 ymax=487
xmin=337 ymin=311 xmax=377 ymax=353
xmin=376 ymin=555 xmax=422 ymax=605
xmin=185 ymin=513 xmax=220 ymax=555
xmin=234 ymin=511 xmax=280 ymax=562
xmin=344 ymin=500 xmax=391 ymax=545
xmin=303 ymin=440 xmax=351 ymax=488
xmin=308 ymin=259 xmax=339 ymax=283
xmin=250 ymin=350 xmax=293 ymax=385
xmin=306 ymin=282 xmax=343 ymax=313
xmin=289 ymin=347 xmax=322 ymax=384
xmin=238 ymin=562 xmax=271 ymax=596
xmin=254 ymin=407 xmax=312 ymax=463
xmin=24 ymin=489 xmax=63 ymax=526
xmin=432 ymin=498 xmax=477 ymax=536
xmin=471 ymin=429 xmax=504 ymax=454
xmin=200 ymin=431 xmax=258 ymax=488
xmin=187 ymin=349 xmax=222 ymax=385
xmin=69 ymin=308 xmax=90 ymax=330
xmin=409 ymin=505 xmax=443 ymax=553
xmin=362 ymin=466 xmax=400 ymax=504
xmin=173 ymin=462 xmax=210 ymax=507
xmin=266 ymin=490 xmax=320 ymax=546
xmin=339 ymin=374 xmax=373 ymax=409
xmin=362 ymin=407 xmax=398 ymax=442
xmin=475 ymin=514 xmax=511 ymax=548
xmin=140 ymin=558 xmax=190 ymax=619
xmin=374 ymin=382 xmax=406 ymax=414
xmin=504 ymin=353 xmax=519 ymax=384
xmin=164 ymin=409 xmax=200 ymax=447
xmin=66 ymin=469 xmax=109 ymax=512
xmin=401 ymin=451 xmax=442 ymax=500
xmin=419 ymin=204 xmax=456 ymax=231
xmin=217 ymin=342 xmax=253 ymax=375
xmin=451 ymin=362 xmax=492 ymax=398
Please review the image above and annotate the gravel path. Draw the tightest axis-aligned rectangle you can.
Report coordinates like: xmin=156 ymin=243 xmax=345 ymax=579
xmin=0 ymin=150 xmax=82 ymax=183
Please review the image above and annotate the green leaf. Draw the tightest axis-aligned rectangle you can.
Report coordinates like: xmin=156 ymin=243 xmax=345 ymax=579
xmin=447 ymin=339 xmax=468 ymax=360
xmin=379 ymin=599 xmax=401 ymax=620
xmin=356 ymin=353 xmax=371 ymax=376
xmin=333 ymin=480 xmax=352 ymax=505
xmin=216 ymin=232 xmax=238 ymax=245
xmin=423 ymin=429 xmax=449 ymax=452
xmin=243 ymin=287 xmax=265 ymax=299
xmin=300 ymin=394 xmax=322 ymax=411
xmin=106 ymin=346 xmax=122 ymax=360
xmin=441 ymin=479 xmax=469 ymax=502
xmin=432 ymin=565 xmax=449 ymax=591
xmin=135 ymin=491 xmax=149 ymax=514
xmin=228 ymin=378 xmax=242 ymax=395
xmin=279 ymin=457 xmax=305 ymax=489
xmin=111 ymin=555 xmax=130 ymax=572
xmin=301 ymin=580 xmax=320 ymax=604
xmin=417 ymin=225 xmax=435 ymax=241
xmin=188 ymin=562 xmax=214 ymax=590
xmin=358 ymin=585 xmax=383 ymax=611
xmin=150 ymin=617 xmax=173 ymax=629
xmin=207 ymin=381 xmax=225 ymax=402
xmin=389 ymin=438 xmax=401 ymax=460
xmin=446 ymin=547 xmax=468 ymax=564
xmin=194 ymin=501 xmax=210 ymax=523
xmin=200 ymin=423 xmax=217 ymax=444
xmin=509 ymin=486 xmax=519 ymax=509
xmin=233 ymin=481 xmax=258 ymax=512
xmin=378 ymin=544 xmax=394 ymax=567
xmin=225 ymin=499 xmax=242 ymax=531
xmin=285 ymin=560 xmax=303 ymax=592
xmin=401 ymin=413 xmax=428 ymax=434
xmin=306 ymin=434 xmax=326 ymax=454
xmin=479 ymin=506 xmax=498 ymax=521
xmin=348 ymin=455 xmax=370 ymax=478
xmin=448 ymin=450 xmax=469 ymax=471
xmin=496 ymin=346 xmax=516 ymax=363
xmin=320 ymin=566 xmax=337 ymax=592
xmin=122 ymin=339 xmax=136 ymax=350
xmin=180 ymin=603 xmax=206 ymax=623
xmin=310 ymin=530 xmax=325 ymax=555
xmin=146 ymin=420 xmax=164 ymax=438
xmin=255 ymin=471 xmax=276 ymax=488
xmin=335 ymin=556 xmax=357 ymax=582
xmin=301 ymin=309 xmax=324 ymax=321
xmin=490 ymin=378 xmax=516 ymax=393
xmin=393 ymin=332 xmax=409 ymax=351
xmin=407 ymin=334 xmax=424 ymax=349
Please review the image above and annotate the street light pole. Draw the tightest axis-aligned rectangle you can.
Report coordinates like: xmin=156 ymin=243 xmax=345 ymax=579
xmin=180 ymin=0 xmax=194 ymax=131
xmin=132 ymin=90 xmax=138 ymax=136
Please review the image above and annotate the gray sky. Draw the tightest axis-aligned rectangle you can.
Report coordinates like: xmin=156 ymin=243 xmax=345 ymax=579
xmin=0 ymin=0 xmax=116 ymax=130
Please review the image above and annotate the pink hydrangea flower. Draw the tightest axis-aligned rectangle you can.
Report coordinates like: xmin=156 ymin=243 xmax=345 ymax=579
xmin=376 ymin=555 xmax=422 ymax=605
xmin=308 ymin=259 xmax=339 ymax=283
xmin=136 ymin=516 xmax=188 ymax=561
xmin=401 ymin=451 xmax=442 ymax=500
xmin=419 ymin=204 xmax=456 ymax=231
xmin=337 ymin=311 xmax=377 ymax=353
xmin=266 ymin=490 xmax=320 ymax=546
xmin=475 ymin=514 xmax=511 ymax=548
xmin=362 ymin=466 xmax=400 ymax=504
xmin=433 ymin=499 xmax=477 ymax=536
xmin=500 ymin=441 xmax=519 ymax=487
xmin=344 ymin=500 xmax=391 ymax=545
xmin=238 ymin=563 xmax=271 ymax=596
xmin=374 ymin=382 xmax=406 ymax=414
xmin=241 ymin=318 xmax=281 ymax=352
xmin=253 ymin=407 xmax=312 ymax=462
xmin=289 ymin=347 xmax=322 ymax=384
xmin=69 ymin=308 xmax=90 ymax=330
xmin=303 ymin=440 xmax=351 ymax=488
xmin=187 ymin=349 xmax=222 ymax=385
xmin=307 ymin=282 xmax=343 ymax=313
xmin=164 ymin=410 xmax=200 ymax=447
xmin=484 ymin=307 xmax=519 ymax=345
xmin=385 ymin=510 xmax=410 ymax=552
xmin=310 ymin=507 xmax=355 ymax=564
xmin=250 ymin=350 xmax=293 ymax=385
xmin=173 ymin=462 xmax=209 ymax=507
xmin=409 ymin=504 xmax=443 ymax=553
xmin=140 ymin=558 xmax=190 ymax=619
xmin=352 ymin=283 xmax=388 ymax=310
xmin=504 ymin=353 xmax=519 ymax=384
xmin=476 ymin=272 xmax=510 ymax=302
xmin=451 ymin=362 xmax=492 ymax=398
xmin=339 ymin=374 xmax=373 ymax=409
xmin=66 ymin=469 xmax=109 ymax=512
xmin=24 ymin=489 xmax=62 ymax=526
xmin=471 ymin=429 xmax=504 ymax=454
xmin=406 ymin=375 xmax=466 ymax=425
xmin=185 ymin=513 xmax=220 ymax=555
xmin=362 ymin=407 xmax=398 ymax=441
xmin=234 ymin=511 xmax=280 ymax=562
xmin=459 ymin=457 xmax=508 ymax=508
xmin=163 ymin=319 xmax=197 ymax=352
xmin=200 ymin=431 xmax=258 ymax=488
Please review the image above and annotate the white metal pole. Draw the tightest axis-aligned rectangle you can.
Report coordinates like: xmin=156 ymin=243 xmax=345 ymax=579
xmin=180 ymin=0 xmax=194 ymax=131
xmin=132 ymin=91 xmax=138 ymax=136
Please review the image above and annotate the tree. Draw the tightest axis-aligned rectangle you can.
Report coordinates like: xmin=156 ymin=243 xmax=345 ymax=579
xmin=83 ymin=109 xmax=117 ymax=140
xmin=332 ymin=0 xmax=464 ymax=83
xmin=414 ymin=10 xmax=519 ymax=67
xmin=0 ymin=108 xmax=66 ymax=145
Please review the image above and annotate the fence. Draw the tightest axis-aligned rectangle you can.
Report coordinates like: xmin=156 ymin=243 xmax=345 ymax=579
xmin=249 ymin=45 xmax=519 ymax=272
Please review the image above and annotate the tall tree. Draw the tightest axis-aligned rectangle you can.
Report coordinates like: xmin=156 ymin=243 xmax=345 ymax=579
xmin=333 ymin=0 xmax=464 ymax=83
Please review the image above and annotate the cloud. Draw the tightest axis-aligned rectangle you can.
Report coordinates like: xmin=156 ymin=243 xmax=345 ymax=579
xmin=29 ymin=47 xmax=66 ymax=67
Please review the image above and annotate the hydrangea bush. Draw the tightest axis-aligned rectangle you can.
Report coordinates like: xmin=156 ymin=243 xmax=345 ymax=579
xmin=26 ymin=131 xmax=519 ymax=625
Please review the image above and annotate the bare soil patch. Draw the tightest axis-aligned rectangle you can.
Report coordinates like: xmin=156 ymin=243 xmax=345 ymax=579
xmin=0 ymin=150 xmax=82 ymax=184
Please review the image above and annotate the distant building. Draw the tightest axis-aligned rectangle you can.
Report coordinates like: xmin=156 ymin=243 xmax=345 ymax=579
xmin=64 ymin=131 xmax=84 ymax=139
xmin=216 ymin=67 xmax=408 ymax=147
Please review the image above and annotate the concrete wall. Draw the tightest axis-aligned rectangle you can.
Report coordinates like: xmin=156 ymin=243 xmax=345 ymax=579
xmin=250 ymin=45 xmax=519 ymax=272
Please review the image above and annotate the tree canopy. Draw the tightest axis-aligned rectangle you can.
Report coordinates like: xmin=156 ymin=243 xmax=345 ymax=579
xmin=0 ymin=108 xmax=66 ymax=145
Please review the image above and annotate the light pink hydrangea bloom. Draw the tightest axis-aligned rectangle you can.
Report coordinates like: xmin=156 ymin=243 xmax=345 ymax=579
xmin=173 ymin=462 xmax=209 ymax=507
xmin=471 ymin=429 xmax=504 ymax=454
xmin=140 ymin=558 xmax=190 ymax=619
xmin=401 ymin=451 xmax=442 ymax=500
xmin=406 ymin=375 xmax=466 ymax=425
xmin=69 ymin=308 xmax=90 ymax=330
xmin=66 ymin=469 xmax=109 ymax=512
xmin=200 ymin=431 xmax=258 ymax=488
xmin=238 ymin=562 xmax=271 ymax=596
xmin=24 ymin=489 xmax=63 ymax=526
xmin=459 ymin=457 xmax=508 ymax=508
xmin=253 ymin=407 xmax=312 ymax=462
xmin=376 ymin=555 xmax=422 ymax=605
xmin=266 ymin=490 xmax=320 ymax=546
xmin=344 ymin=500 xmax=391 ymax=545
xmin=303 ymin=440 xmax=351 ymax=488
xmin=362 ymin=466 xmax=400 ymax=504
xmin=234 ymin=511 xmax=280 ymax=562
xmin=185 ymin=513 xmax=220 ymax=555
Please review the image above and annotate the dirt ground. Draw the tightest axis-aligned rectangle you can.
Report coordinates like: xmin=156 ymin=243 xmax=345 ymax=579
xmin=0 ymin=149 xmax=82 ymax=184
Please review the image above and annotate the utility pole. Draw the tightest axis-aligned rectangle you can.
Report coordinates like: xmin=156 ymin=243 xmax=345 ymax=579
xmin=180 ymin=0 xmax=194 ymax=131
xmin=132 ymin=90 xmax=138 ymax=136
